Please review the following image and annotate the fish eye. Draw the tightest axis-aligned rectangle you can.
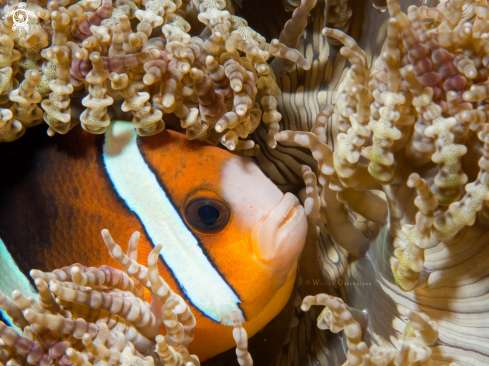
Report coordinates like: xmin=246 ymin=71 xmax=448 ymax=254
xmin=198 ymin=205 xmax=220 ymax=224
xmin=184 ymin=198 xmax=230 ymax=233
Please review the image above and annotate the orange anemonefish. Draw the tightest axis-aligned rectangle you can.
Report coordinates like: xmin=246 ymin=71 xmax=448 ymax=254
xmin=0 ymin=121 xmax=307 ymax=361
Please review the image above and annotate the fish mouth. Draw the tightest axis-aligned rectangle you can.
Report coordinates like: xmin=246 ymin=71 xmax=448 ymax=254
xmin=252 ymin=193 xmax=307 ymax=284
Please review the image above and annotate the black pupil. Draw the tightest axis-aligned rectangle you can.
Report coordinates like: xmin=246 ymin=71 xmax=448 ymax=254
xmin=198 ymin=205 xmax=220 ymax=224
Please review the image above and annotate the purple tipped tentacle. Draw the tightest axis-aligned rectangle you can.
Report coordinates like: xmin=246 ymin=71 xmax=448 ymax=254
xmin=388 ymin=0 xmax=443 ymax=100
xmin=70 ymin=50 xmax=168 ymax=80
xmin=72 ymin=0 xmax=112 ymax=41
xmin=407 ymin=6 xmax=468 ymax=106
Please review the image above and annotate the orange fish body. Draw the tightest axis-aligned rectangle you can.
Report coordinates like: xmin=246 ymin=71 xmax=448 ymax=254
xmin=0 ymin=121 xmax=307 ymax=360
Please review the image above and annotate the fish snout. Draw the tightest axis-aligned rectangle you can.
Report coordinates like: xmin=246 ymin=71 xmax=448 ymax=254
xmin=251 ymin=192 xmax=307 ymax=286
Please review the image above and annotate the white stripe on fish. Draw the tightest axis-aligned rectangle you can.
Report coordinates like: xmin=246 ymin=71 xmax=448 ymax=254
xmin=103 ymin=121 xmax=242 ymax=325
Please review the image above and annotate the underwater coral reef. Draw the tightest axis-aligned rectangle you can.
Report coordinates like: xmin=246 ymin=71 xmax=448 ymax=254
xmin=1 ymin=0 xmax=489 ymax=365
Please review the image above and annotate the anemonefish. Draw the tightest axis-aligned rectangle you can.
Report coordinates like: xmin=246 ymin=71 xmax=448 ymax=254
xmin=0 ymin=121 xmax=307 ymax=361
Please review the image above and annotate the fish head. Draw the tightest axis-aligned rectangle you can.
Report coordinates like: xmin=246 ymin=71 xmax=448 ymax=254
xmin=136 ymin=127 xmax=308 ymax=322
xmin=103 ymin=121 xmax=307 ymax=359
